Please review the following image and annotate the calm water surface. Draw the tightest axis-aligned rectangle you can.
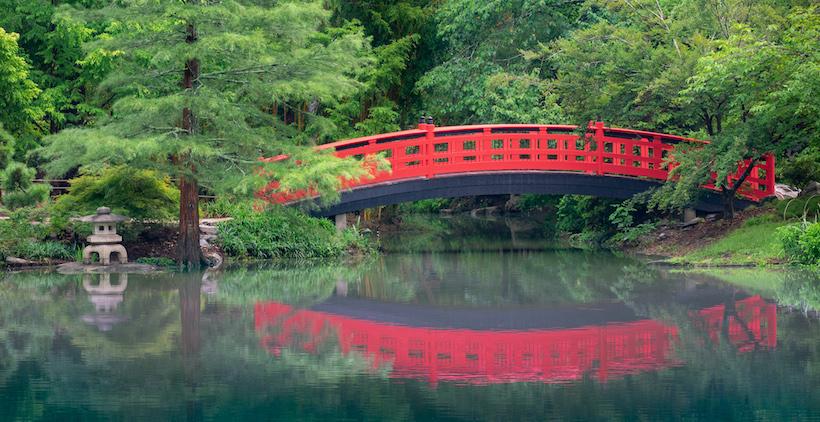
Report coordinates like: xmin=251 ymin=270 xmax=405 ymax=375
xmin=2 ymin=216 xmax=820 ymax=421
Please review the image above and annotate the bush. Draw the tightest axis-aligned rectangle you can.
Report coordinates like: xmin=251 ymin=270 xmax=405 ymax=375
xmin=2 ymin=183 xmax=50 ymax=209
xmin=778 ymin=222 xmax=820 ymax=265
xmin=201 ymin=196 xmax=249 ymax=218
xmin=0 ymin=208 xmax=74 ymax=262
xmin=777 ymin=196 xmax=820 ymax=220
xmin=52 ymin=166 xmax=179 ymax=220
xmin=1 ymin=162 xmax=49 ymax=210
xmin=517 ymin=194 xmax=560 ymax=211
xmin=0 ymin=124 xmax=12 ymax=171
xmin=216 ymin=205 xmax=374 ymax=260
xmin=557 ymin=195 xmax=616 ymax=234
xmin=779 ymin=148 xmax=820 ymax=188
xmin=397 ymin=198 xmax=450 ymax=214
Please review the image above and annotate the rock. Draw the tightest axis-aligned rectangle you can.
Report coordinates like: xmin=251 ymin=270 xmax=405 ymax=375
xmin=504 ymin=194 xmax=521 ymax=212
xmin=680 ymin=217 xmax=705 ymax=228
xmin=5 ymin=256 xmax=38 ymax=266
xmin=775 ymin=183 xmax=801 ymax=199
xmin=799 ymin=181 xmax=820 ymax=197
xmin=199 ymin=225 xmax=218 ymax=235
xmin=657 ymin=232 xmax=668 ymax=240
xmin=705 ymin=213 xmax=719 ymax=222
xmin=203 ymin=251 xmax=224 ymax=269
xmin=200 ymin=239 xmax=210 ymax=248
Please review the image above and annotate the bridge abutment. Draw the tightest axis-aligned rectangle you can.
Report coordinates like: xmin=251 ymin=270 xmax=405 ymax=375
xmin=335 ymin=214 xmax=347 ymax=231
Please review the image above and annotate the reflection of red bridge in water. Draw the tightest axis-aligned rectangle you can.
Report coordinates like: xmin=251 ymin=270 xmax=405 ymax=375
xmin=254 ymin=296 xmax=776 ymax=385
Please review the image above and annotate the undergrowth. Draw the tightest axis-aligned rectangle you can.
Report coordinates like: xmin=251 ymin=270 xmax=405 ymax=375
xmin=209 ymin=199 xmax=376 ymax=260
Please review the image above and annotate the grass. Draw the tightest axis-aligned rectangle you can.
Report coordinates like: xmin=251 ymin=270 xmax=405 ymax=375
xmin=676 ymin=268 xmax=786 ymax=295
xmin=670 ymin=218 xmax=788 ymax=266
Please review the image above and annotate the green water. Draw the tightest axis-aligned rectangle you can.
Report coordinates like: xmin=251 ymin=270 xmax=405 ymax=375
xmin=2 ymin=216 xmax=820 ymax=421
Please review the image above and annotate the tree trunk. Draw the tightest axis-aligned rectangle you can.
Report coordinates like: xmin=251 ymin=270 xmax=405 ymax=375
xmin=722 ymin=188 xmax=736 ymax=219
xmin=721 ymin=155 xmax=761 ymax=219
xmin=176 ymin=19 xmax=203 ymax=270
xmin=178 ymin=175 xmax=202 ymax=269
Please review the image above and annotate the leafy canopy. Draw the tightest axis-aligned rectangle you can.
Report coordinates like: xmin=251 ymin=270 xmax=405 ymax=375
xmin=41 ymin=0 xmax=377 ymax=200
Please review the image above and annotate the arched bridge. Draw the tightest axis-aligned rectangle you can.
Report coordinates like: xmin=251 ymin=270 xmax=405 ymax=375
xmin=259 ymin=121 xmax=775 ymax=217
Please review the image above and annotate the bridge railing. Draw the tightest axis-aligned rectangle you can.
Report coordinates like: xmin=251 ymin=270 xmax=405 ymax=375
xmin=259 ymin=121 xmax=775 ymax=204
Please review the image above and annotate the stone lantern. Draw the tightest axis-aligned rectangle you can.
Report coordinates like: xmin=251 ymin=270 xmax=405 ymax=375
xmin=78 ymin=207 xmax=129 ymax=265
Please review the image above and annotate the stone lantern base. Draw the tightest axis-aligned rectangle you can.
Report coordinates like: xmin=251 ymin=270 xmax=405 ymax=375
xmin=83 ymin=244 xmax=128 ymax=265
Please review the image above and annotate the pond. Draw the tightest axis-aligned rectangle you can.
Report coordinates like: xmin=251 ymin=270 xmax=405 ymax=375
xmin=1 ymin=216 xmax=820 ymax=421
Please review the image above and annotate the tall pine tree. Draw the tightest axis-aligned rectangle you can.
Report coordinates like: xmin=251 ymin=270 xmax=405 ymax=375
xmin=43 ymin=0 xmax=373 ymax=268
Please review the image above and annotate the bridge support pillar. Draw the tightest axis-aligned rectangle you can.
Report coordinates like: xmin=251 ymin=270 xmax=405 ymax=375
xmin=683 ymin=207 xmax=696 ymax=223
xmin=334 ymin=214 xmax=347 ymax=231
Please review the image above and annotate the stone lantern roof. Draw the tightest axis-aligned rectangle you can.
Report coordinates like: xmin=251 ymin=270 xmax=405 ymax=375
xmin=77 ymin=207 xmax=129 ymax=223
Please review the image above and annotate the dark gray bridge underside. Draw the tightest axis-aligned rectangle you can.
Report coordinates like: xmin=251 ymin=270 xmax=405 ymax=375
xmin=306 ymin=171 xmax=743 ymax=217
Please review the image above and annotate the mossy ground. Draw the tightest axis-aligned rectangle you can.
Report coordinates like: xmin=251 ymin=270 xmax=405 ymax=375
xmin=669 ymin=219 xmax=788 ymax=266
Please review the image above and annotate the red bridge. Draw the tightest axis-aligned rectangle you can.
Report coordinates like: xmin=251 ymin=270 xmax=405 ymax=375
xmin=259 ymin=121 xmax=775 ymax=217
xmin=255 ymin=296 xmax=776 ymax=385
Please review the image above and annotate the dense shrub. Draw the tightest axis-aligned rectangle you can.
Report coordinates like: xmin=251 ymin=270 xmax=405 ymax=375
xmin=0 ymin=124 xmax=12 ymax=171
xmin=53 ymin=166 xmax=179 ymax=220
xmin=517 ymin=194 xmax=560 ymax=211
xmin=397 ymin=198 xmax=450 ymax=214
xmin=2 ymin=183 xmax=50 ymax=209
xmin=778 ymin=222 xmax=820 ymax=265
xmin=1 ymin=162 xmax=49 ymax=210
xmin=777 ymin=196 xmax=820 ymax=220
xmin=556 ymin=195 xmax=616 ymax=234
xmin=779 ymin=148 xmax=820 ymax=188
xmin=216 ymin=204 xmax=374 ymax=260
xmin=0 ymin=207 xmax=75 ymax=262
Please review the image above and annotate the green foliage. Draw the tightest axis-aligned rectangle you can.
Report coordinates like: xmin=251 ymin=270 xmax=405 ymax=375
xmin=1 ymin=162 xmax=50 ymax=210
xmin=0 ymin=207 xmax=73 ymax=262
xmin=41 ymin=0 xmax=376 ymax=211
xmin=0 ymin=124 xmax=12 ymax=170
xmin=516 ymin=194 xmax=560 ymax=212
xmin=2 ymin=183 xmax=50 ymax=210
xmin=397 ymin=198 xmax=450 ymax=214
xmin=216 ymin=206 xmax=374 ymax=260
xmin=556 ymin=195 xmax=615 ymax=234
xmin=53 ymin=165 xmax=178 ymax=220
xmin=415 ymin=0 xmax=578 ymax=125
xmin=0 ymin=27 xmax=42 ymax=144
xmin=1 ymin=161 xmax=34 ymax=191
xmin=201 ymin=196 xmax=245 ymax=218
xmin=779 ymin=148 xmax=820 ymax=188
xmin=779 ymin=222 xmax=820 ymax=266
xmin=777 ymin=197 xmax=820 ymax=221
xmin=135 ymin=257 xmax=176 ymax=268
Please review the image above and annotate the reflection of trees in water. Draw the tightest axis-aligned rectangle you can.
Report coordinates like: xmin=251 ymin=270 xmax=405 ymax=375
xmin=381 ymin=215 xmax=555 ymax=253
xmin=346 ymin=250 xmax=655 ymax=306
xmin=777 ymin=269 xmax=820 ymax=315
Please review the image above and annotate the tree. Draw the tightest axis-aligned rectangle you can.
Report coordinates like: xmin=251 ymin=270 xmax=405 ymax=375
xmin=414 ymin=0 xmax=580 ymax=125
xmin=0 ymin=27 xmax=42 ymax=152
xmin=42 ymin=0 xmax=374 ymax=268
xmin=654 ymin=6 xmax=820 ymax=217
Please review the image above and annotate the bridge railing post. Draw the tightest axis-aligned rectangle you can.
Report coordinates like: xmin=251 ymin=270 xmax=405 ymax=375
xmin=424 ymin=121 xmax=435 ymax=178
xmin=594 ymin=121 xmax=605 ymax=175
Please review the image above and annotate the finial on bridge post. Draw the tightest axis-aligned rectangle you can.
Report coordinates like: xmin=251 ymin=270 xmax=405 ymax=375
xmin=426 ymin=116 xmax=434 ymax=125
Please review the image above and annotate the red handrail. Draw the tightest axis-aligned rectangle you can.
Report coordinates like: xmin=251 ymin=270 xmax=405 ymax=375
xmin=258 ymin=121 xmax=775 ymax=204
